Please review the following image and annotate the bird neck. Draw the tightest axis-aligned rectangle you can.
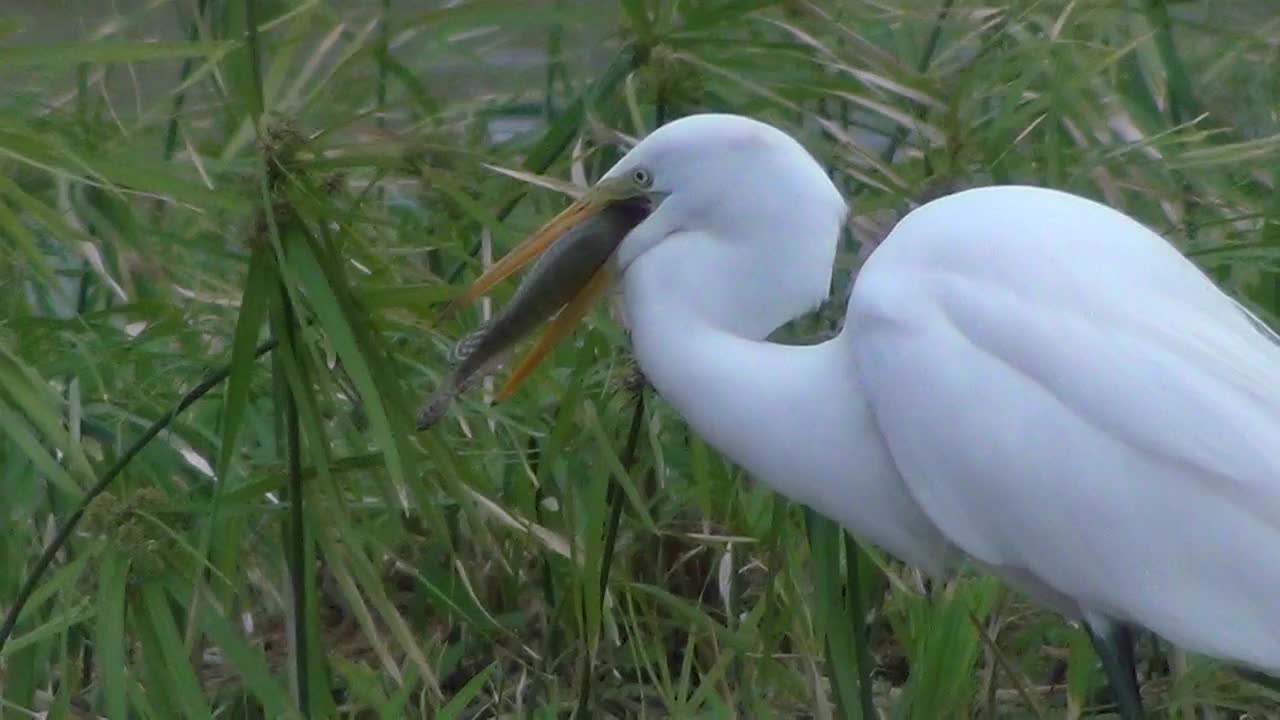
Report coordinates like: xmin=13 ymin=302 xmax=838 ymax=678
xmin=613 ymin=219 xmax=839 ymax=343
xmin=621 ymin=254 xmax=954 ymax=575
xmin=622 ymin=256 xmax=855 ymax=513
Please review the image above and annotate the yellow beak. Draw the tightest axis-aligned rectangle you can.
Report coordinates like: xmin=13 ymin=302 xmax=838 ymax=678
xmin=445 ymin=181 xmax=651 ymax=404
xmin=449 ymin=194 xmax=614 ymax=310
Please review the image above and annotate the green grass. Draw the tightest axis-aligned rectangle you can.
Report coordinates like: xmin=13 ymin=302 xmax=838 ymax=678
xmin=2 ymin=0 xmax=1280 ymax=717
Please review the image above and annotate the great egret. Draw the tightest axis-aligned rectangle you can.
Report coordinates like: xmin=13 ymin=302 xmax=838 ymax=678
xmin=425 ymin=113 xmax=1280 ymax=718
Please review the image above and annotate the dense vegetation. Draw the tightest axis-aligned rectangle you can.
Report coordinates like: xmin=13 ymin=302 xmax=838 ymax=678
xmin=2 ymin=0 xmax=1279 ymax=717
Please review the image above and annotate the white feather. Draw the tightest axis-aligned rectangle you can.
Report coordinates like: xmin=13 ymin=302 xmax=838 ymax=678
xmin=850 ymin=186 xmax=1280 ymax=671
xmin=603 ymin=114 xmax=1280 ymax=680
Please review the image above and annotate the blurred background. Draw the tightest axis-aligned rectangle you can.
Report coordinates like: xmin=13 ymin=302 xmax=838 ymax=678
xmin=1 ymin=1 xmax=1279 ymax=717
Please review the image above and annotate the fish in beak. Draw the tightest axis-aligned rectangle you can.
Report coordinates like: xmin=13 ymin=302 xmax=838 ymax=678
xmin=417 ymin=179 xmax=654 ymax=430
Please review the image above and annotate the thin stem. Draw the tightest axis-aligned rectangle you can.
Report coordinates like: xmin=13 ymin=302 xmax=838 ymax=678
xmin=528 ymin=435 xmax=560 ymax=668
xmin=160 ymin=0 xmax=211 ymax=163
xmin=0 ymin=340 xmax=279 ymax=655
xmin=575 ymin=391 xmax=646 ymax=717
xmin=243 ymin=1 xmax=310 ymax=708
xmin=843 ymin=534 xmax=877 ymax=720
xmin=244 ymin=0 xmax=266 ymax=121
xmin=277 ymin=284 xmax=311 ymax=718
xmin=655 ymin=68 xmax=669 ymax=128
xmin=574 ymin=76 xmax=662 ymax=713
xmin=376 ymin=0 xmax=391 ymax=131
xmin=599 ymin=393 xmax=646 ymax=603
xmin=970 ymin=609 xmax=1048 ymax=720
xmin=272 ymin=272 xmax=312 ymax=712
xmin=1143 ymin=0 xmax=1200 ymax=242
xmin=545 ymin=0 xmax=567 ymax=121
xmin=876 ymin=0 xmax=956 ymax=169
xmin=1143 ymin=0 xmax=1195 ymax=127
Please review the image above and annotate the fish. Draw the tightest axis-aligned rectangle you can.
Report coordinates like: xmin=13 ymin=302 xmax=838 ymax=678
xmin=416 ymin=198 xmax=650 ymax=430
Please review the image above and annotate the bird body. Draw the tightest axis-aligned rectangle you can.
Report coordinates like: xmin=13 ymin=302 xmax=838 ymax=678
xmin=440 ymin=113 xmax=1280 ymax=709
xmin=611 ymin=118 xmax=1280 ymax=677
xmin=850 ymin=185 xmax=1280 ymax=672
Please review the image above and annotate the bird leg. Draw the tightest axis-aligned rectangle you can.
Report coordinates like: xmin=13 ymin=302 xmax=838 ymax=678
xmin=1087 ymin=621 xmax=1146 ymax=720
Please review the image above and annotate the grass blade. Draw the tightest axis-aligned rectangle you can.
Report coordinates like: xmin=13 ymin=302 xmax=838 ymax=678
xmin=139 ymin=582 xmax=213 ymax=719
xmin=0 ymin=40 xmax=232 ymax=67
xmin=0 ymin=341 xmax=276 ymax=655
xmin=95 ymin=551 xmax=131 ymax=719
xmin=806 ymin=508 xmax=866 ymax=720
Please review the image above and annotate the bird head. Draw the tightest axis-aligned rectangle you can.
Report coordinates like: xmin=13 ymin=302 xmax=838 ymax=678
xmin=438 ymin=113 xmax=848 ymax=405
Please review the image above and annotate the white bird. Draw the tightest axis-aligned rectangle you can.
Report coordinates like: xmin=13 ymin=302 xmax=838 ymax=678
xmin=430 ymin=113 xmax=1280 ymax=718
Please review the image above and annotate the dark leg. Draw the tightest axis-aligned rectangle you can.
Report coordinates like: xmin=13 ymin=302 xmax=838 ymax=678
xmin=1087 ymin=621 xmax=1146 ymax=720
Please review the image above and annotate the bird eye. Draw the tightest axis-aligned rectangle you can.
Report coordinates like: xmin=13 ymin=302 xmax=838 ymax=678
xmin=631 ymin=167 xmax=653 ymax=189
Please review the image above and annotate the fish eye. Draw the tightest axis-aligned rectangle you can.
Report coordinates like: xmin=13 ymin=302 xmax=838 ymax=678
xmin=631 ymin=167 xmax=653 ymax=189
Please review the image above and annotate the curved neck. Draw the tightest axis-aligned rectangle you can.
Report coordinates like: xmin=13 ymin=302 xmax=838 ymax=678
xmin=621 ymin=255 xmax=951 ymax=574
xmin=623 ymin=255 xmax=831 ymax=496
xmin=618 ymin=228 xmax=821 ymax=341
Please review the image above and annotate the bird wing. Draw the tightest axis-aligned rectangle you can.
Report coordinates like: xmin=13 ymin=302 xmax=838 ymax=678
xmin=846 ymin=186 xmax=1280 ymax=671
